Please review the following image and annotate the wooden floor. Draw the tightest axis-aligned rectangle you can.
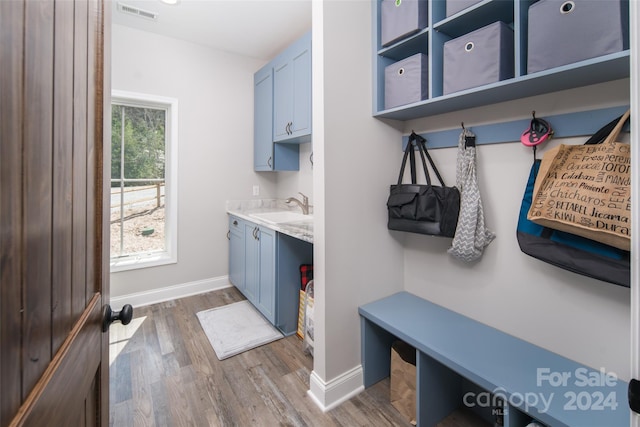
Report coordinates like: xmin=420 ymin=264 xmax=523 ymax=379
xmin=109 ymin=287 xmax=490 ymax=427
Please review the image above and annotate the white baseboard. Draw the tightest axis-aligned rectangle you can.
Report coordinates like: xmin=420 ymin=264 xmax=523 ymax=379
xmin=110 ymin=276 xmax=231 ymax=309
xmin=307 ymin=365 xmax=364 ymax=412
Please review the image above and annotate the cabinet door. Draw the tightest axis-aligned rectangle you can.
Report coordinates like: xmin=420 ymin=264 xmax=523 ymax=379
xmin=228 ymin=216 xmax=245 ymax=291
xmin=273 ymin=32 xmax=311 ymax=143
xmin=254 ymin=64 xmax=299 ymax=171
xmin=289 ymin=42 xmax=311 ymax=137
xmin=273 ymin=58 xmax=294 ymax=142
xmin=254 ymin=67 xmax=274 ymax=171
xmin=243 ymin=223 xmax=259 ymax=303
xmin=256 ymin=227 xmax=276 ymax=323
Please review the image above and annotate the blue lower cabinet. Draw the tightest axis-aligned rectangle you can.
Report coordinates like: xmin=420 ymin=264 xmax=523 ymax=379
xmin=228 ymin=216 xmax=245 ymax=291
xmin=230 ymin=217 xmax=313 ymax=335
xmin=255 ymin=227 xmax=276 ymax=323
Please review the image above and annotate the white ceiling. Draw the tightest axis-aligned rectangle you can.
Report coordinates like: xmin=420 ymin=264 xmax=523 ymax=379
xmin=112 ymin=0 xmax=312 ymax=61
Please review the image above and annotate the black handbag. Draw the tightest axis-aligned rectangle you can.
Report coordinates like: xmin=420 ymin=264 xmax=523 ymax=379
xmin=516 ymin=115 xmax=630 ymax=287
xmin=387 ymin=132 xmax=460 ymax=237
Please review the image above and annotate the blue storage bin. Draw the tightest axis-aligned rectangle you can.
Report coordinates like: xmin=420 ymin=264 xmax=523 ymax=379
xmin=527 ymin=0 xmax=627 ymax=74
xmin=443 ymin=21 xmax=514 ymax=95
xmin=380 ymin=0 xmax=428 ymax=47
xmin=446 ymin=0 xmax=482 ymax=17
xmin=385 ymin=53 xmax=428 ymax=109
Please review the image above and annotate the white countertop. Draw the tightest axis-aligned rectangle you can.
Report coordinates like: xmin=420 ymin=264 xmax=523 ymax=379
xmin=226 ymin=199 xmax=313 ymax=244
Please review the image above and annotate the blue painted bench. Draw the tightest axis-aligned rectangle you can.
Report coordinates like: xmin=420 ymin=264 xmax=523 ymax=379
xmin=359 ymin=292 xmax=630 ymax=427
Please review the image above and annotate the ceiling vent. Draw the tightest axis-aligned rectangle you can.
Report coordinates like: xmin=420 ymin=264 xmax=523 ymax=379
xmin=117 ymin=2 xmax=159 ymax=21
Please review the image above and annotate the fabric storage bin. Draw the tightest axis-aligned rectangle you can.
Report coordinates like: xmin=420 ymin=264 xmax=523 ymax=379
xmin=380 ymin=0 xmax=428 ymax=47
xmin=527 ymin=0 xmax=627 ymax=74
xmin=385 ymin=53 xmax=428 ymax=110
xmin=443 ymin=21 xmax=514 ymax=95
xmin=446 ymin=0 xmax=482 ymax=17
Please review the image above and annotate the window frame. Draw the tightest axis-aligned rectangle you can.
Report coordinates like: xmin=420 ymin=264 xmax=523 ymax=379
xmin=109 ymin=90 xmax=179 ymax=272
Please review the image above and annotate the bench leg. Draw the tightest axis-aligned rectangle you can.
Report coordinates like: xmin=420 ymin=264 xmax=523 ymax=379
xmin=417 ymin=352 xmax=463 ymax=427
xmin=361 ymin=317 xmax=396 ymax=387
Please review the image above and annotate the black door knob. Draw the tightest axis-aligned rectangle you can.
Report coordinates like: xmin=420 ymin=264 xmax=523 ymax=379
xmin=102 ymin=304 xmax=133 ymax=332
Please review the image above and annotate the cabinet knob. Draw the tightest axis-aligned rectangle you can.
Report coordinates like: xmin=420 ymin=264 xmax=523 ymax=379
xmin=267 ymin=156 xmax=272 ymax=168
xmin=227 ymin=230 xmax=231 ymax=240
xmin=233 ymin=220 xmax=238 ymax=226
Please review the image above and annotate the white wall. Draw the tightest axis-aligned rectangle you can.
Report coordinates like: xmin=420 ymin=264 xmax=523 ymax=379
xmin=276 ymin=142 xmax=314 ymax=204
xmin=310 ymin=0 xmax=405 ymax=404
xmin=110 ymin=24 xmax=277 ymax=299
xmin=314 ymin=0 xmax=632 ymax=403
xmin=402 ymin=80 xmax=631 ymax=380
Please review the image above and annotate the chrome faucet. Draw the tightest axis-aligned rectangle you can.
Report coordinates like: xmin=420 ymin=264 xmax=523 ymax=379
xmin=285 ymin=192 xmax=310 ymax=215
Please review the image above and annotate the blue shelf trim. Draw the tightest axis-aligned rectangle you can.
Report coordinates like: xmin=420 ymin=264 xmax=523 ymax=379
xmin=402 ymin=105 xmax=630 ymax=150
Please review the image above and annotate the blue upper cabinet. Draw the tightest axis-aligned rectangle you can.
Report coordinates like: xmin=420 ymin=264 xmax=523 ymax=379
xmin=254 ymin=31 xmax=311 ymax=171
xmin=273 ymin=31 xmax=312 ymax=143
xmin=254 ymin=60 xmax=300 ymax=171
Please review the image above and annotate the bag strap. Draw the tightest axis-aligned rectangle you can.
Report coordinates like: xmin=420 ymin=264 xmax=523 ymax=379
xmin=584 ymin=109 xmax=630 ymax=145
xmin=397 ymin=134 xmax=416 ymax=185
xmin=409 ymin=141 xmax=417 ymax=184
xmin=415 ymin=135 xmax=446 ymax=187
xmin=603 ymin=109 xmax=630 ymax=144
xmin=397 ymin=132 xmax=447 ymax=187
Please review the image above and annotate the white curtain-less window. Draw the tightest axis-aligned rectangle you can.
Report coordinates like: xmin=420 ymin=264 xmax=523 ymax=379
xmin=110 ymin=91 xmax=178 ymax=272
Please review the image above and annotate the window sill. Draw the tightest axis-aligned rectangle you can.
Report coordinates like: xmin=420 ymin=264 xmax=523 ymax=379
xmin=110 ymin=252 xmax=176 ymax=273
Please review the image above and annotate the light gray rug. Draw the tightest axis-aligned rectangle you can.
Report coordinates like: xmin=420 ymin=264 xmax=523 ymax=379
xmin=196 ymin=300 xmax=283 ymax=360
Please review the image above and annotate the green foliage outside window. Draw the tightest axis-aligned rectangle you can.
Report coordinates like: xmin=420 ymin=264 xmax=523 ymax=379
xmin=111 ymin=105 xmax=166 ymax=186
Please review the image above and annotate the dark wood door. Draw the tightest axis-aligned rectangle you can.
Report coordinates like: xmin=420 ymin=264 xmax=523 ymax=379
xmin=1 ymin=0 xmax=111 ymax=426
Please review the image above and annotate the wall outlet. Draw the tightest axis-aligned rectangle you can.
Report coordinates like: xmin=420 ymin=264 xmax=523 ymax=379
xmin=252 ymin=185 xmax=260 ymax=196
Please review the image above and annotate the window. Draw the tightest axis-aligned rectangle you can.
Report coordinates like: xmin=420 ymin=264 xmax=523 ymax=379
xmin=110 ymin=91 xmax=178 ymax=272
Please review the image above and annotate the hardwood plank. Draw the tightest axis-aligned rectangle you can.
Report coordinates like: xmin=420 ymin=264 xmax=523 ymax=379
xmin=165 ymin=367 xmax=198 ymax=427
xmin=152 ymin=310 xmax=174 ymax=356
xmin=22 ymin=0 xmax=54 ymax=396
xmin=109 ymin=400 xmax=134 ymax=427
xmin=52 ymin=0 xmax=75 ymax=355
xmin=162 ymin=311 xmax=192 ymax=369
xmin=149 ymin=379 xmax=169 ymax=427
xmin=196 ymin=374 xmax=238 ymax=426
xmin=276 ymin=369 xmax=337 ymax=427
xmin=0 ymin=0 xmax=25 ymax=423
xmin=110 ymin=351 xmax=132 ymax=404
xmin=245 ymin=363 xmax=309 ymax=426
xmin=129 ymin=349 xmax=155 ymax=426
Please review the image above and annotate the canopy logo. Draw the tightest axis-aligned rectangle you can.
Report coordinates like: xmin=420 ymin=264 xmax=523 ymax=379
xmin=462 ymin=367 xmax=621 ymax=414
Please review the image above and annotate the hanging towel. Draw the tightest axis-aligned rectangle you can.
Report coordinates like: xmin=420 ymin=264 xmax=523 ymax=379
xmin=448 ymin=129 xmax=495 ymax=262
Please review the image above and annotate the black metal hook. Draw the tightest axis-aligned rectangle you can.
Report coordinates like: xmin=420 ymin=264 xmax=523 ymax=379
xmin=410 ymin=130 xmax=426 ymax=145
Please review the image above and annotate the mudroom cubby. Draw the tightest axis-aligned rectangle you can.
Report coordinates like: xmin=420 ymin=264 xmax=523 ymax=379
xmin=359 ymin=292 xmax=629 ymax=426
xmin=373 ymin=0 xmax=630 ymax=120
